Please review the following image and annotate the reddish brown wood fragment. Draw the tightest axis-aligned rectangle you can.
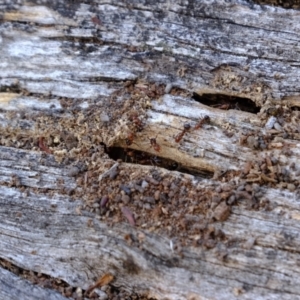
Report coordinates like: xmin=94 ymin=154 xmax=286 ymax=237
xmin=38 ymin=137 xmax=52 ymax=154
xmin=100 ymin=196 xmax=109 ymax=208
xmin=121 ymin=206 xmax=135 ymax=226
xmin=91 ymin=16 xmax=102 ymax=25
xmin=86 ymin=273 xmax=114 ymax=295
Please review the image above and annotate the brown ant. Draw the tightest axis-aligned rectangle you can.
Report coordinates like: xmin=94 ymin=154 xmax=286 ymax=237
xmin=148 ymin=136 xmax=161 ymax=152
xmin=129 ymin=112 xmax=144 ymax=131
xmin=194 ymin=115 xmax=210 ymax=130
xmin=135 ymin=151 xmax=149 ymax=164
xmin=175 ymin=131 xmax=185 ymax=143
xmin=125 ymin=132 xmax=136 ymax=146
xmin=124 ymin=148 xmax=136 ymax=162
xmin=137 ymin=152 xmax=161 ymax=166
xmin=175 ymin=123 xmax=191 ymax=143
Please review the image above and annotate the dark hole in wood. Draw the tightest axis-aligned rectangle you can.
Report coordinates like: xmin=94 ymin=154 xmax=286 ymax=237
xmin=106 ymin=146 xmax=214 ymax=179
xmin=291 ymin=106 xmax=300 ymax=111
xmin=252 ymin=0 xmax=300 ymax=10
xmin=192 ymin=93 xmax=260 ymax=114
xmin=0 ymin=84 xmax=21 ymax=93
xmin=0 ymin=257 xmax=79 ymax=296
xmin=0 ymin=256 xmax=136 ymax=298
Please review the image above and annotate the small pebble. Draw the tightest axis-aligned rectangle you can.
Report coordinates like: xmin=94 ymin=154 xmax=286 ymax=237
xmin=146 ymin=176 xmax=160 ymax=185
xmin=222 ymin=184 xmax=232 ymax=192
xmin=143 ymin=203 xmax=151 ymax=210
xmin=227 ymin=195 xmax=236 ymax=205
xmin=245 ymin=184 xmax=252 ymax=192
xmin=154 ymin=190 xmax=160 ymax=200
xmin=260 ymin=142 xmax=267 ymax=149
xmin=274 ymin=122 xmax=282 ymax=131
xmin=143 ymin=196 xmax=155 ymax=204
xmin=211 ymin=195 xmax=221 ymax=209
xmin=122 ymin=194 xmax=130 ymax=204
xmin=282 ymin=132 xmax=289 ymax=139
xmin=237 ymin=185 xmax=245 ymax=191
xmin=95 ymin=289 xmax=108 ymax=300
xmin=64 ymin=287 xmax=73 ymax=297
xmin=287 ymin=183 xmax=296 ymax=192
xmin=67 ymin=166 xmax=80 ymax=176
xmin=168 ymin=190 xmax=175 ymax=198
xmin=273 ymin=136 xmax=284 ymax=143
xmin=165 ymin=83 xmax=173 ymax=94
xmin=170 ymin=182 xmax=179 ymax=191
xmin=100 ymin=112 xmax=110 ymax=122
xmin=120 ymin=185 xmax=131 ymax=195
xmin=114 ymin=194 xmax=121 ymax=202
xmin=265 ymin=116 xmax=277 ymax=129
xmin=215 ymin=186 xmax=222 ymax=193
xmin=109 ymin=169 xmax=119 ymax=180
xmin=213 ymin=202 xmax=231 ymax=221
xmin=75 ymin=287 xmax=82 ymax=297
xmin=141 ymin=180 xmax=149 ymax=189
xmin=247 ymin=136 xmax=259 ymax=149
xmin=133 ymin=184 xmax=143 ymax=193
xmin=162 ymin=180 xmax=170 ymax=187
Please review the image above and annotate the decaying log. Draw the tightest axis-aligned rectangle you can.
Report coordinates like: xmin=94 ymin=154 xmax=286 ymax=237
xmin=1 ymin=0 xmax=300 ymax=299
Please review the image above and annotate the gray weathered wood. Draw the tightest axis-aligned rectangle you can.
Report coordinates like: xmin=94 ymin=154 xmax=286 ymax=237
xmin=0 ymin=267 xmax=68 ymax=300
xmin=1 ymin=0 xmax=300 ymax=299
xmin=0 ymin=147 xmax=299 ymax=299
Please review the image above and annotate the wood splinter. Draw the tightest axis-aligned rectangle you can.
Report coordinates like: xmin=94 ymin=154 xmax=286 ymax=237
xmin=38 ymin=137 xmax=53 ymax=154
xmin=86 ymin=273 xmax=114 ymax=295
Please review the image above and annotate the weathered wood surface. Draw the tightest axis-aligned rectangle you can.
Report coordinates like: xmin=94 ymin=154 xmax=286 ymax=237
xmin=1 ymin=147 xmax=300 ymax=300
xmin=0 ymin=267 xmax=68 ymax=300
xmin=1 ymin=0 xmax=300 ymax=299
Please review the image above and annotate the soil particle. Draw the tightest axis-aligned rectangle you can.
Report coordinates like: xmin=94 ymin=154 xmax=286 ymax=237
xmin=213 ymin=202 xmax=231 ymax=222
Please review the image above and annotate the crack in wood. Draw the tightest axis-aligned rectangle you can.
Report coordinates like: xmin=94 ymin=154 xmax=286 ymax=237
xmin=192 ymin=92 xmax=260 ymax=114
xmin=106 ymin=146 xmax=214 ymax=179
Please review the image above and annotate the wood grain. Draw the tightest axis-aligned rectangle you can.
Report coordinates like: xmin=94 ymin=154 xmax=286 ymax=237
xmin=1 ymin=0 xmax=300 ymax=299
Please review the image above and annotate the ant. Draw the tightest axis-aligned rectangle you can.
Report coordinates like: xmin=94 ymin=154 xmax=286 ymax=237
xmin=125 ymin=132 xmax=136 ymax=146
xmin=124 ymin=148 xmax=136 ymax=162
xmin=129 ymin=112 xmax=144 ymax=131
xmin=194 ymin=115 xmax=210 ymax=130
xmin=148 ymin=135 xmax=161 ymax=152
xmin=136 ymin=152 xmax=161 ymax=166
xmin=135 ymin=151 xmax=149 ymax=164
xmin=175 ymin=123 xmax=191 ymax=143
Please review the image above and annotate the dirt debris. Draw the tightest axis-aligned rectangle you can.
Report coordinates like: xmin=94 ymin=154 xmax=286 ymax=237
xmin=0 ymin=79 xmax=299 ymax=299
